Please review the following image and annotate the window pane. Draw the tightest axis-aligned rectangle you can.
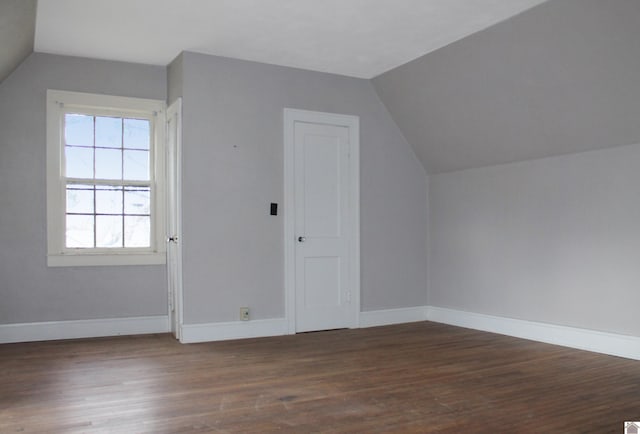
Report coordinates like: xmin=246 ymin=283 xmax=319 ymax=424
xmin=124 ymin=119 xmax=150 ymax=150
xmin=123 ymin=150 xmax=149 ymax=181
xmin=124 ymin=187 xmax=150 ymax=214
xmin=65 ymin=146 xmax=94 ymax=178
xmin=95 ymin=116 xmax=122 ymax=149
xmin=96 ymin=186 xmax=123 ymax=214
xmin=125 ymin=215 xmax=150 ymax=248
xmin=66 ymin=185 xmax=94 ymax=214
xmin=96 ymin=215 xmax=123 ymax=248
xmin=66 ymin=214 xmax=94 ymax=248
xmin=95 ymin=148 xmax=122 ymax=180
xmin=65 ymin=114 xmax=93 ymax=147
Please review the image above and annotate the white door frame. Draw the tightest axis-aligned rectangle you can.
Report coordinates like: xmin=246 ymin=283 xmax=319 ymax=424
xmin=283 ymin=108 xmax=360 ymax=334
xmin=167 ymin=98 xmax=184 ymax=340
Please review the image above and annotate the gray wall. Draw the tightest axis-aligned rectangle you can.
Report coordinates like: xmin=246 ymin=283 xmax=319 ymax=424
xmin=370 ymin=0 xmax=640 ymax=338
xmin=178 ymin=52 xmax=428 ymax=324
xmin=167 ymin=52 xmax=183 ymax=104
xmin=0 ymin=53 xmax=168 ymax=324
xmin=373 ymin=0 xmax=640 ymax=174
xmin=429 ymin=144 xmax=640 ymax=337
xmin=0 ymin=0 xmax=36 ymax=83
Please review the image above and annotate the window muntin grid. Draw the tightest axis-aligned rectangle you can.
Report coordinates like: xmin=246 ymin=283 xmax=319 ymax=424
xmin=63 ymin=113 xmax=153 ymax=250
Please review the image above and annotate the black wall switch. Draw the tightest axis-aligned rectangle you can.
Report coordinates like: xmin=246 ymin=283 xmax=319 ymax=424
xmin=270 ymin=203 xmax=278 ymax=216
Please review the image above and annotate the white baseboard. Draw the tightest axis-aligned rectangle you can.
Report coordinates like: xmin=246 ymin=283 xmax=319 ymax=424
xmin=180 ymin=318 xmax=288 ymax=344
xmin=0 ymin=315 xmax=170 ymax=344
xmin=5 ymin=307 xmax=637 ymax=361
xmin=426 ymin=306 xmax=640 ymax=361
xmin=179 ymin=307 xmax=428 ymax=343
xmin=359 ymin=306 xmax=427 ymax=328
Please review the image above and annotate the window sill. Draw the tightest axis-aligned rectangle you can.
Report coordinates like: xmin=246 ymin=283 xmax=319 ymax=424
xmin=47 ymin=252 xmax=166 ymax=267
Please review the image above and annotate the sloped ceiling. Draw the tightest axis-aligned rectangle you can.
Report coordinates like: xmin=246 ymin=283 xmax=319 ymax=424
xmin=14 ymin=0 xmax=639 ymax=175
xmin=373 ymin=0 xmax=640 ymax=174
xmin=0 ymin=0 xmax=37 ymax=83
xmin=35 ymin=0 xmax=546 ymax=79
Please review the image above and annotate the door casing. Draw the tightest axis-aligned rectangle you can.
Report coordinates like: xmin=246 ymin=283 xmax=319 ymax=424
xmin=283 ymin=108 xmax=361 ymax=334
xmin=166 ymin=98 xmax=184 ymax=340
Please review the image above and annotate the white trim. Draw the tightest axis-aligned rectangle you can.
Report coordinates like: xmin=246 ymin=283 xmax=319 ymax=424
xmin=359 ymin=306 xmax=427 ymax=328
xmin=426 ymin=306 xmax=640 ymax=361
xmin=0 ymin=316 xmax=170 ymax=344
xmin=4 ymin=305 xmax=633 ymax=362
xmin=47 ymin=252 xmax=166 ymax=267
xmin=166 ymin=98 xmax=184 ymax=341
xmin=46 ymin=89 xmax=167 ymax=267
xmin=180 ymin=318 xmax=288 ymax=344
xmin=283 ymin=108 xmax=361 ymax=334
xmin=47 ymin=90 xmax=166 ymax=114
xmin=284 ymin=109 xmax=294 ymax=334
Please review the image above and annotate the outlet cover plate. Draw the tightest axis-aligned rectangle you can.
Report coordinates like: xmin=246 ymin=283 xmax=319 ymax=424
xmin=240 ymin=307 xmax=250 ymax=321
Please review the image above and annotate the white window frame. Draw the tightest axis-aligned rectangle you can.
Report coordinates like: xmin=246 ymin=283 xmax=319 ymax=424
xmin=46 ymin=90 xmax=167 ymax=267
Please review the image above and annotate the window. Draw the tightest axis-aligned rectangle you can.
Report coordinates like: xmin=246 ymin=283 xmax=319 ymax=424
xmin=47 ymin=90 xmax=166 ymax=266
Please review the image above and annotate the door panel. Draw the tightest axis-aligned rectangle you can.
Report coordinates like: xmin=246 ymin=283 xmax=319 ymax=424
xmin=166 ymin=99 xmax=182 ymax=340
xmin=303 ymin=256 xmax=341 ymax=308
xmin=294 ymin=121 xmax=351 ymax=332
xmin=302 ymin=134 xmax=341 ymax=237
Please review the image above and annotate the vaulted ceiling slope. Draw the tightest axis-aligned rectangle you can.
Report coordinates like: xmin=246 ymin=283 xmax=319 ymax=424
xmin=373 ymin=0 xmax=640 ymax=174
xmin=0 ymin=0 xmax=36 ymax=83
xmin=34 ymin=0 xmax=546 ymax=79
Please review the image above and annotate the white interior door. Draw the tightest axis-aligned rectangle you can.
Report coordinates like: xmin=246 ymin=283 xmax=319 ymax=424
xmin=166 ymin=98 xmax=183 ymax=340
xmin=285 ymin=109 xmax=360 ymax=333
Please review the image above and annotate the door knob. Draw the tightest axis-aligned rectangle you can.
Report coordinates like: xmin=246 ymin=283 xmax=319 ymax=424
xmin=298 ymin=236 xmax=306 ymax=242
xmin=167 ymin=236 xmax=178 ymax=243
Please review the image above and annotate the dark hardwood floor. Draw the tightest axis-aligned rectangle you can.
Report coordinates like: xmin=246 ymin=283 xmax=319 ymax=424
xmin=1 ymin=321 xmax=638 ymax=433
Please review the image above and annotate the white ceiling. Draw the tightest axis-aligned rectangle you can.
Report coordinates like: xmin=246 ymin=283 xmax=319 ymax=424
xmin=35 ymin=0 xmax=547 ymax=79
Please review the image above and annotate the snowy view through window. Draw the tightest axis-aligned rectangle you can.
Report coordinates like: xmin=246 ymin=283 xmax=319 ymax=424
xmin=64 ymin=114 xmax=152 ymax=248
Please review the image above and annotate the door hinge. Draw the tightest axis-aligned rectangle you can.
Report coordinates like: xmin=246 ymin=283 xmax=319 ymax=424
xmin=346 ymin=291 xmax=352 ymax=303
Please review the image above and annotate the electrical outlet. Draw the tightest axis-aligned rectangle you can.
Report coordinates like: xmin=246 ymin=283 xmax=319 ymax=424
xmin=240 ymin=307 xmax=250 ymax=321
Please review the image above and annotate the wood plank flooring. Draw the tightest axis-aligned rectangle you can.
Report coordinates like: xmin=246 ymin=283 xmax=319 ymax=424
xmin=1 ymin=321 xmax=639 ymax=433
